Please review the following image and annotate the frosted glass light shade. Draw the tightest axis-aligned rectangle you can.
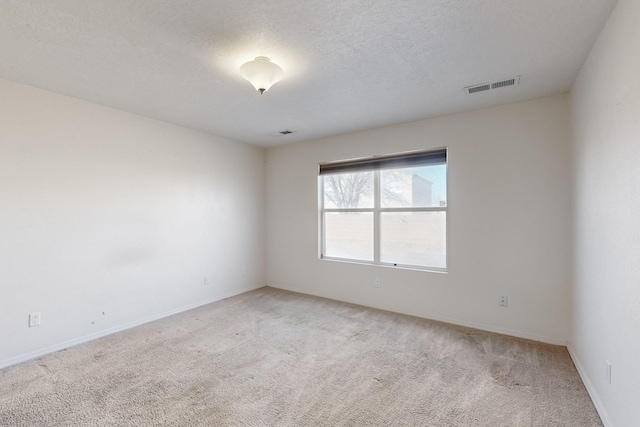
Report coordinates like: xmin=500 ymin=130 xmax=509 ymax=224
xmin=239 ymin=56 xmax=284 ymax=94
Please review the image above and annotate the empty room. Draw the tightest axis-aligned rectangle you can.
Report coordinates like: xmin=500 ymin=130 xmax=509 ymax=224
xmin=1 ymin=0 xmax=638 ymax=426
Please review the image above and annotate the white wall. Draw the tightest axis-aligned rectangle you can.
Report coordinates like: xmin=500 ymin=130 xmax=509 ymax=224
xmin=266 ymin=95 xmax=571 ymax=344
xmin=0 ymin=78 xmax=266 ymax=367
xmin=569 ymin=0 xmax=640 ymax=425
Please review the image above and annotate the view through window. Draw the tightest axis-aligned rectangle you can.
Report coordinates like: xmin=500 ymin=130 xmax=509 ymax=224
xmin=319 ymin=149 xmax=447 ymax=271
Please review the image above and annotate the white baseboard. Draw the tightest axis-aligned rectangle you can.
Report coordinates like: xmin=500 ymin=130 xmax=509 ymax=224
xmin=567 ymin=343 xmax=613 ymax=427
xmin=268 ymin=284 xmax=567 ymax=346
xmin=0 ymin=284 xmax=265 ymax=371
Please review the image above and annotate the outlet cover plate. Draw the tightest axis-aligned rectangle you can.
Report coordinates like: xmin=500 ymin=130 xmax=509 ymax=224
xmin=29 ymin=312 xmax=41 ymax=327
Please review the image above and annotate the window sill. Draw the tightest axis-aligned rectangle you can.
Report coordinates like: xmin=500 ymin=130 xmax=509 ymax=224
xmin=319 ymin=256 xmax=448 ymax=274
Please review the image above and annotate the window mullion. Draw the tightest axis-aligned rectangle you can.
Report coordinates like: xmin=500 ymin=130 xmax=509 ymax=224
xmin=323 ymin=208 xmax=375 ymax=213
xmin=373 ymin=170 xmax=381 ymax=263
xmin=378 ymin=207 xmax=446 ymax=213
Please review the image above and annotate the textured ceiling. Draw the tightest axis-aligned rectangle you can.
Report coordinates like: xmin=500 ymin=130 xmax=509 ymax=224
xmin=0 ymin=0 xmax=618 ymax=146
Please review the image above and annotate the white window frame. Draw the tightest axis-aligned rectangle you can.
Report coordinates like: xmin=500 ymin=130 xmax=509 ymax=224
xmin=319 ymin=148 xmax=447 ymax=272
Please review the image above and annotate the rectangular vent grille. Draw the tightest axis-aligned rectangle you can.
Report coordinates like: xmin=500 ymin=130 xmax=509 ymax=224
xmin=466 ymin=76 xmax=520 ymax=94
xmin=492 ymin=78 xmax=516 ymax=89
xmin=467 ymin=84 xmax=490 ymax=94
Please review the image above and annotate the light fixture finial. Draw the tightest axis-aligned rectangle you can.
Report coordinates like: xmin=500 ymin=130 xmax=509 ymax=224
xmin=239 ymin=56 xmax=284 ymax=94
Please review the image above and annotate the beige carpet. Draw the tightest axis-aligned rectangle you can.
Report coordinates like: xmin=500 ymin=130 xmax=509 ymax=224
xmin=0 ymin=287 xmax=601 ymax=426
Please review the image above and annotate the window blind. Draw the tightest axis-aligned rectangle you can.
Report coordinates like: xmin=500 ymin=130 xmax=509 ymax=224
xmin=319 ymin=148 xmax=447 ymax=175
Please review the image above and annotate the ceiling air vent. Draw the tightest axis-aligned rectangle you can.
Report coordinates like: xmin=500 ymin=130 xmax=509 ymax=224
xmin=467 ymin=84 xmax=491 ymax=94
xmin=466 ymin=76 xmax=520 ymax=94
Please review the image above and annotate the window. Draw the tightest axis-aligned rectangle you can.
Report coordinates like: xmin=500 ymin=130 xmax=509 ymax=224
xmin=319 ymin=149 xmax=447 ymax=271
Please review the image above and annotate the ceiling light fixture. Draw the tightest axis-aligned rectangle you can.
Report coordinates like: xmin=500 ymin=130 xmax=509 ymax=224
xmin=239 ymin=56 xmax=284 ymax=94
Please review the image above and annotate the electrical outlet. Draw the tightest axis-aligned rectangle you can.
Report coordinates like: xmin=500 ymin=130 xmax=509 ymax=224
xmin=499 ymin=296 xmax=508 ymax=307
xmin=204 ymin=275 xmax=209 ymax=286
xmin=29 ymin=312 xmax=41 ymax=327
xmin=374 ymin=279 xmax=381 ymax=288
